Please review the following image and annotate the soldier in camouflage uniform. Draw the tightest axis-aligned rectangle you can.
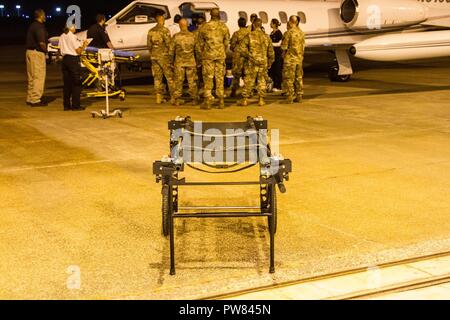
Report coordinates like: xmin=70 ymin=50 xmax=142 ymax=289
xmin=169 ymin=19 xmax=201 ymax=106
xmin=238 ymin=19 xmax=274 ymax=107
xmin=281 ymin=16 xmax=305 ymax=104
xmin=230 ymin=17 xmax=250 ymax=97
xmin=147 ymin=15 xmax=174 ymax=104
xmin=197 ymin=8 xmax=230 ymax=109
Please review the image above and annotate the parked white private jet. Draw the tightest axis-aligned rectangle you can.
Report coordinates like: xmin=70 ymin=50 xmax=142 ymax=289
xmin=59 ymin=0 xmax=450 ymax=81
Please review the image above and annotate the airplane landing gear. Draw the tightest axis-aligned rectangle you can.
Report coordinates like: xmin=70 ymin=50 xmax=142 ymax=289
xmin=329 ymin=48 xmax=353 ymax=82
xmin=329 ymin=64 xmax=352 ymax=82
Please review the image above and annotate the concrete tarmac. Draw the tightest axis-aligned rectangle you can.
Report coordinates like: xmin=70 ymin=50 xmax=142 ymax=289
xmin=0 ymin=46 xmax=449 ymax=299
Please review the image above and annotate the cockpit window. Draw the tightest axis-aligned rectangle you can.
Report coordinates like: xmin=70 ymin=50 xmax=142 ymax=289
xmin=116 ymin=3 xmax=170 ymax=24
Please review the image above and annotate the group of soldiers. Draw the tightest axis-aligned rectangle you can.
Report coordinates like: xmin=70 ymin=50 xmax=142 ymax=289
xmin=147 ymin=8 xmax=305 ymax=110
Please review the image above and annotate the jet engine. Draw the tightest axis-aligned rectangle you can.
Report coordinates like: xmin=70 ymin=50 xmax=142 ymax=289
xmin=340 ymin=0 xmax=428 ymax=31
xmin=350 ymin=30 xmax=450 ymax=61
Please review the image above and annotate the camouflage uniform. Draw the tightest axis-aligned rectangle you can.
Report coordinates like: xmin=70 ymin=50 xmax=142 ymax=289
xmin=239 ymin=29 xmax=275 ymax=99
xmin=198 ymin=20 xmax=230 ymax=100
xmin=169 ymin=30 xmax=200 ymax=101
xmin=230 ymin=28 xmax=250 ymax=92
xmin=147 ymin=24 xmax=174 ymax=96
xmin=192 ymin=26 xmax=204 ymax=93
xmin=281 ymin=27 xmax=305 ymax=99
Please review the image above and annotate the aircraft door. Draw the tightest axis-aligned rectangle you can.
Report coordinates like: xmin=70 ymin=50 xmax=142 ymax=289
xmin=108 ymin=3 xmax=171 ymax=50
xmin=179 ymin=2 xmax=217 ymax=26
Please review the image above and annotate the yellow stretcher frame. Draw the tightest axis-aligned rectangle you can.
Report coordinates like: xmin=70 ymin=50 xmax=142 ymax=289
xmin=50 ymin=45 xmax=140 ymax=101
xmin=81 ymin=51 xmax=127 ymax=101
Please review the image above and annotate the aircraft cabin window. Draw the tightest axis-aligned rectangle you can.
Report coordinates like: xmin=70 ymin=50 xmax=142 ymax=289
xmin=298 ymin=11 xmax=307 ymax=24
xmin=238 ymin=11 xmax=248 ymax=21
xmin=116 ymin=3 xmax=170 ymax=24
xmin=259 ymin=11 xmax=268 ymax=24
xmin=220 ymin=11 xmax=228 ymax=22
xmin=279 ymin=11 xmax=288 ymax=24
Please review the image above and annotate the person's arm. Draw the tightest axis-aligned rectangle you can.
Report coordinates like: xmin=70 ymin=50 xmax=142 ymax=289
xmin=163 ymin=28 xmax=172 ymax=48
xmin=75 ymin=39 xmax=89 ymax=55
xmin=168 ymin=35 xmax=176 ymax=64
xmin=147 ymin=30 xmax=153 ymax=52
xmin=280 ymin=31 xmax=289 ymax=59
xmin=101 ymin=29 xmax=114 ymax=49
xmin=230 ymin=33 xmax=237 ymax=52
xmin=198 ymin=27 xmax=205 ymax=54
xmin=194 ymin=36 xmax=201 ymax=66
xmin=223 ymin=25 xmax=230 ymax=51
xmin=36 ymin=27 xmax=48 ymax=52
xmin=194 ymin=32 xmax=202 ymax=67
xmin=267 ymin=37 xmax=275 ymax=67
xmin=237 ymin=35 xmax=249 ymax=60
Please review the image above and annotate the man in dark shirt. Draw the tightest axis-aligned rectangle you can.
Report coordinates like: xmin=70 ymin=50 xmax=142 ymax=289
xmin=26 ymin=9 xmax=48 ymax=106
xmin=87 ymin=14 xmax=114 ymax=49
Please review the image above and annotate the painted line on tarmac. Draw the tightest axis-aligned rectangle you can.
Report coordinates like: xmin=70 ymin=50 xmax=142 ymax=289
xmin=0 ymin=158 xmax=147 ymax=173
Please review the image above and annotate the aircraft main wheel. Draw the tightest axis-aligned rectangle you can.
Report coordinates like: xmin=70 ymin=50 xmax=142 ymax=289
xmin=161 ymin=185 xmax=170 ymax=237
xmin=329 ymin=67 xmax=351 ymax=82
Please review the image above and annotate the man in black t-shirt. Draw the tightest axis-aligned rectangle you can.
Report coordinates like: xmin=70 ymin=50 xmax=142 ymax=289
xmin=87 ymin=14 xmax=114 ymax=49
xmin=26 ymin=9 xmax=48 ymax=106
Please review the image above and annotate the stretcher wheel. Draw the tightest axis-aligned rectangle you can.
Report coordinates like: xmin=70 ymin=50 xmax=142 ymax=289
xmin=161 ymin=185 xmax=170 ymax=237
xmin=268 ymin=186 xmax=277 ymax=234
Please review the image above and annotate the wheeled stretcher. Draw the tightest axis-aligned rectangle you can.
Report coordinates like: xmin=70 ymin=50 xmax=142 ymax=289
xmin=153 ymin=116 xmax=292 ymax=275
xmin=81 ymin=47 xmax=139 ymax=101
xmin=49 ymin=41 xmax=139 ymax=101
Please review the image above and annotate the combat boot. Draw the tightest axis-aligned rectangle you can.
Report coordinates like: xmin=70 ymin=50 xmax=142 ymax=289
xmin=200 ymin=98 xmax=212 ymax=110
xmin=258 ymin=97 xmax=266 ymax=107
xmin=156 ymin=94 xmax=164 ymax=104
xmin=238 ymin=98 xmax=248 ymax=107
xmin=294 ymin=95 xmax=303 ymax=103
xmin=172 ymin=99 xmax=185 ymax=106
xmin=286 ymin=96 xmax=295 ymax=104
xmin=218 ymin=98 xmax=225 ymax=109
xmin=192 ymin=97 xmax=201 ymax=106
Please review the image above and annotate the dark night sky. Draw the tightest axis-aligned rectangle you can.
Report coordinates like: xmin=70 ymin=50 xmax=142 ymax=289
xmin=0 ymin=1 xmax=134 ymax=44
xmin=0 ymin=1 xmax=131 ymax=17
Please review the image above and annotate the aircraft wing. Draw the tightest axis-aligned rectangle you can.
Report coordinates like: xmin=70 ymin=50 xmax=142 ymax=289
xmin=421 ymin=16 xmax=450 ymax=28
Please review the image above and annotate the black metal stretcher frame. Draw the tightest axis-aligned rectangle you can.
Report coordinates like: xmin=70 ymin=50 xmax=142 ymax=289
xmin=153 ymin=116 xmax=292 ymax=275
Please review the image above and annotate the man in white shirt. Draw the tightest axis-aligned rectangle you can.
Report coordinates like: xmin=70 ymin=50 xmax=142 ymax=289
xmin=59 ymin=24 xmax=89 ymax=111
xmin=168 ymin=14 xmax=182 ymax=37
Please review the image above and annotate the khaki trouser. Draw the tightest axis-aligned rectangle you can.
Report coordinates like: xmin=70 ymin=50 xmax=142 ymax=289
xmin=26 ymin=50 xmax=46 ymax=104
